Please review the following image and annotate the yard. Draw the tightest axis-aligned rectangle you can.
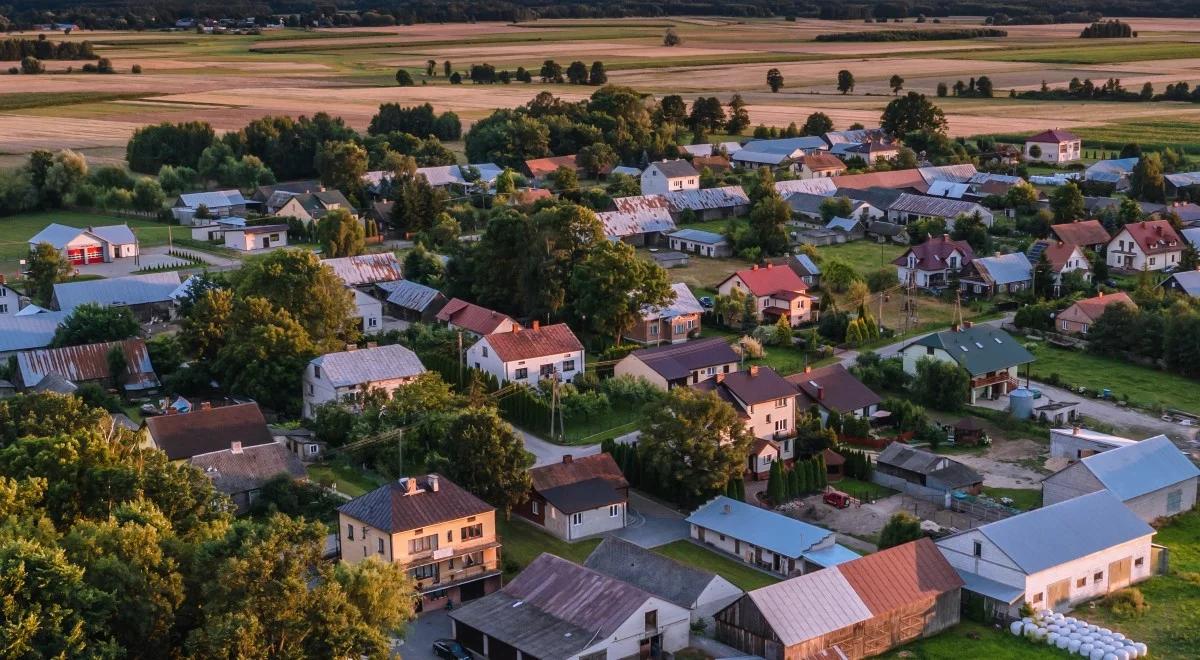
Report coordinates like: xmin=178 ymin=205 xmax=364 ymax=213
xmin=0 ymin=210 xmax=175 ymax=274
xmin=653 ymin=539 xmax=780 ymax=591
xmin=980 ymin=486 xmax=1041 ymax=512
xmin=880 ymin=621 xmax=1070 ymax=659
xmin=496 ymin=516 xmax=602 ymax=578
xmin=832 ymin=477 xmax=896 ymax=504
xmin=1026 ymin=342 xmax=1200 ymax=414
xmin=306 ymin=460 xmax=387 ymax=498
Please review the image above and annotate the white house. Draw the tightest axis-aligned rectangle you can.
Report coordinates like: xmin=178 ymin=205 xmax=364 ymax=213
xmin=899 ymin=325 xmax=1034 ymax=404
xmin=716 ymin=263 xmax=814 ymax=327
xmin=1107 ymin=220 xmax=1183 ymax=272
xmin=1042 ymin=435 xmax=1199 ymax=522
xmin=0 ymin=280 xmax=19 ymax=316
xmin=449 ymin=553 xmax=691 ymax=660
xmin=641 ymin=160 xmax=700 ymax=196
xmin=28 ymin=223 xmax=139 ymax=265
xmin=516 ymin=454 xmax=628 ymax=542
xmin=1029 ymin=240 xmax=1092 ymax=289
xmin=466 ymin=322 xmax=584 ymax=386
xmin=892 ymin=235 xmax=975 ymax=289
xmin=351 ymin=289 xmax=382 ymax=333
xmin=302 ymin=344 xmax=426 ymax=418
xmin=1024 ymin=129 xmax=1082 ymax=164
xmin=937 ymin=491 xmax=1156 ymax=618
xmin=223 ymin=224 xmax=288 ymax=251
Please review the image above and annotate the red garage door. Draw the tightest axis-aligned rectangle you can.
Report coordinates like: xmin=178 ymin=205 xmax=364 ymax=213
xmin=84 ymin=246 xmax=103 ymax=263
xmin=66 ymin=248 xmax=85 ymax=265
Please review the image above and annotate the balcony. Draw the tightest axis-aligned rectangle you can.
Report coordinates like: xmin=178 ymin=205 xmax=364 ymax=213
xmin=405 ymin=539 xmax=502 ymax=569
xmin=413 ymin=562 xmax=502 ymax=594
xmin=971 ymin=373 xmax=1017 ymax=390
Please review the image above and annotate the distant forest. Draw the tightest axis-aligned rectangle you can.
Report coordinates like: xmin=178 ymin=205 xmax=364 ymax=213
xmin=4 ymin=1 xmax=1200 ymax=30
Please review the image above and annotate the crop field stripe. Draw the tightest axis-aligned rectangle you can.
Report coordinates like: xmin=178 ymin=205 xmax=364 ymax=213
xmin=0 ymin=92 xmax=159 ymax=112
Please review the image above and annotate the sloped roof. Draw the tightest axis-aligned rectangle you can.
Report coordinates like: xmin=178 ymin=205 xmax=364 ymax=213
xmin=641 ymin=282 xmax=703 ymax=322
xmin=189 ymin=441 xmax=306 ymax=495
xmin=525 ymin=154 xmax=579 ymax=177
xmin=1120 ymin=220 xmax=1183 ymax=255
xmin=1027 ymin=129 xmax=1080 ymax=143
xmin=436 ymin=298 xmax=515 ymax=335
xmin=482 ymin=323 xmax=583 ymax=363
xmin=833 ymin=169 xmax=926 ymax=191
xmin=1078 ymin=435 xmax=1200 ymax=501
xmin=667 ymin=228 xmax=726 ymax=245
xmin=379 ymin=279 xmax=444 ymax=312
xmin=722 ymin=263 xmax=808 ymax=297
xmin=89 ymin=224 xmax=137 ymax=245
xmin=32 ymin=372 xmax=77 ymax=394
xmin=322 ymin=253 xmax=405 ymax=287
xmin=925 ymin=180 xmax=971 ymax=199
xmin=1063 ymin=291 xmax=1136 ymax=323
xmin=338 ymin=474 xmax=493 ymax=533
xmin=802 ymin=152 xmax=847 ymax=171
xmin=29 ymin=223 xmax=136 ymax=249
xmin=962 ymin=490 xmax=1154 ymax=575
xmin=966 ymin=253 xmax=1032 ymax=286
xmin=889 ymin=193 xmax=985 ymax=219
xmin=834 ymin=538 xmax=963 ymax=615
xmin=176 ymin=189 xmax=246 ymax=209
xmin=531 ymin=454 xmax=627 ymax=514
xmin=54 ymin=272 xmax=181 ymax=312
xmin=584 ymin=537 xmax=729 ymax=608
xmin=744 ymin=136 xmax=828 ymax=154
xmin=784 ymin=192 xmax=831 ymax=215
xmin=597 ymin=208 xmax=676 ymax=239
xmin=18 ymin=338 xmax=158 ymax=391
xmin=775 ymin=178 xmax=838 ymax=197
xmin=1164 ymin=270 xmax=1200 ymax=296
xmin=663 ymin=186 xmax=750 ymax=212
xmin=418 ymin=163 xmax=503 ymax=187
xmin=747 ymin=568 xmax=872 ymax=645
xmin=919 ymin=164 xmax=978 ymax=184
xmin=686 ymin=496 xmax=854 ymax=563
xmin=824 ymin=127 xmax=888 ymax=145
xmin=1032 ymin=240 xmax=1088 ymax=272
xmin=731 ymin=150 xmax=792 ymax=166
xmin=1086 ymin=158 xmax=1138 ymax=182
xmin=146 ymin=403 xmax=275 ymax=461
xmin=1051 ymin=220 xmax=1111 ymax=247
xmin=787 ymin=364 xmax=881 ymax=415
xmin=893 ymin=234 xmax=974 ymax=269
xmin=826 ymin=216 xmax=861 ymax=232
xmin=907 ymin=325 xmax=1033 ymax=376
xmin=0 ymin=312 xmax=67 ymax=353
xmin=649 ymin=159 xmax=699 ymax=178
xmin=696 ymin=366 xmax=798 ymax=407
xmin=311 ymin=344 xmax=425 ymax=388
xmin=629 ymin=337 xmax=739 ymax=381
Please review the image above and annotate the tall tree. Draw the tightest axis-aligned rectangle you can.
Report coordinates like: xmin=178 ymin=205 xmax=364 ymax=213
xmin=801 ymin=112 xmax=834 ymax=136
xmin=1050 ymin=180 xmax=1085 ymax=222
xmin=437 ymin=408 xmax=531 ymax=516
xmin=25 ymin=242 xmax=72 ymax=306
xmin=51 ymin=304 xmax=139 ymax=347
xmin=1130 ymin=152 xmax=1166 ymax=203
xmin=232 ymin=249 xmax=355 ymax=352
xmin=726 ymin=94 xmax=751 ymax=134
xmin=589 ymin=61 xmax=608 ymax=85
xmin=766 ymin=68 xmax=784 ymax=92
xmin=880 ymin=92 xmax=947 ymax=136
xmin=317 ymin=208 xmax=366 ymax=258
xmin=836 ymin=69 xmax=855 ymax=94
xmin=912 ymin=357 xmax=969 ymax=411
xmin=889 ymin=74 xmax=904 ymax=95
xmin=314 ymin=140 xmax=367 ymax=200
xmin=565 ymin=60 xmax=588 ymax=84
xmin=658 ymin=95 xmax=688 ymax=125
xmin=570 ymin=241 xmax=674 ymax=343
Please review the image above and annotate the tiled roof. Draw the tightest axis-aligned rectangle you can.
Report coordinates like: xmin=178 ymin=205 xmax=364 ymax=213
xmin=53 ymin=272 xmax=181 ymax=312
xmin=695 ymin=366 xmax=797 ymax=406
xmin=1120 ymin=220 xmax=1183 ymax=255
xmin=1062 ymin=291 xmax=1135 ymax=323
xmin=787 ymin=364 xmax=881 ymax=415
xmin=525 ymin=155 xmax=579 ymax=177
xmin=648 ymin=159 xmax=699 ymax=178
xmin=147 ymin=403 xmax=275 ymax=461
xmin=721 ymin=263 xmax=808 ymax=297
xmin=338 ymin=474 xmax=493 ymax=533
xmin=641 ymin=282 xmax=703 ymax=322
xmin=1031 ymin=240 xmax=1087 ymax=272
xmin=481 ymin=323 xmax=583 ymax=363
xmin=743 ymin=136 xmax=828 ymax=153
xmin=435 ymin=298 xmax=515 ymax=336
xmin=322 ymin=253 xmax=404 ymax=287
xmin=531 ymin=454 xmax=627 ymax=514
xmin=1026 ymin=129 xmax=1080 ymax=143
xmin=311 ymin=344 xmax=425 ymax=388
xmin=18 ymin=338 xmax=159 ymax=391
xmin=1051 ymin=220 xmax=1110 ymax=246
xmin=629 ymin=337 xmax=739 ymax=381
xmin=189 ymin=442 xmax=307 ymax=495
xmin=584 ymin=537 xmax=726 ymax=608
xmin=802 ymin=152 xmax=847 ymax=171
xmin=892 ymin=234 xmax=974 ymax=270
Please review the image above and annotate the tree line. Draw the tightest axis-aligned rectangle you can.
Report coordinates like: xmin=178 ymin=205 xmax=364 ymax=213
xmin=1080 ymin=19 xmax=1135 ymax=38
xmin=815 ymin=28 xmax=1006 ymax=42
xmin=0 ymin=36 xmax=96 ymax=60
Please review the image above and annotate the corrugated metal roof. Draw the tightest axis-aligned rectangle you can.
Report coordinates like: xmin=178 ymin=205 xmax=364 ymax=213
xmin=802 ymin=544 xmax=862 ymax=568
xmin=970 ymin=253 xmax=1032 ymax=286
xmin=775 ymin=178 xmax=838 ymax=197
xmin=642 ymin=282 xmax=703 ymax=321
xmin=835 ymin=538 xmax=963 ymax=615
xmin=585 ymin=537 xmax=727 ymax=608
xmin=417 ymin=163 xmax=503 ymax=187
xmin=926 ymin=180 xmax=971 ymax=199
xmin=732 ymin=150 xmax=792 ymax=166
xmin=889 ymin=193 xmax=985 ymax=218
xmin=965 ymin=490 xmax=1154 ymax=574
xmin=88 ymin=224 xmax=137 ymax=245
xmin=1086 ymin=158 xmax=1138 ymax=182
xmin=312 ymin=344 xmax=425 ymax=388
xmin=794 ymin=254 xmax=820 ymax=275
xmin=54 ymin=272 xmax=181 ymax=313
xmin=1079 ymin=435 xmax=1200 ymax=501
xmin=748 ymin=568 xmax=872 ymax=645
xmin=18 ymin=338 xmax=158 ymax=390
xmin=0 ymin=312 xmax=66 ymax=353
xmin=379 ymin=279 xmax=443 ymax=312
xmin=826 ymin=216 xmax=860 ymax=232
xmin=687 ymin=496 xmax=838 ymax=559
xmin=744 ymin=136 xmax=828 ymax=153
xmin=610 ymin=165 xmax=642 ymax=176
xmin=955 ymin=568 xmax=1024 ymax=604
xmin=176 ymin=189 xmax=246 ymax=209
xmin=28 ymin=223 xmax=137 ymax=249
xmin=665 ymin=186 xmax=750 ymax=211
xmin=612 ymin=194 xmax=672 ymax=214
xmin=919 ymin=164 xmax=977 ymax=184
xmin=322 ymin=253 xmax=404 ymax=287
xmin=597 ymin=208 xmax=676 ymax=239
xmin=1164 ymin=270 xmax=1200 ymax=296
xmin=1166 ymin=171 xmax=1200 ymax=187
xmin=667 ymin=228 xmax=726 ymax=244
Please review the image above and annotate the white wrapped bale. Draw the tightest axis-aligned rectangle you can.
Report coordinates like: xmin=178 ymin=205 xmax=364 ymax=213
xmin=1023 ymin=622 xmax=1038 ymax=637
xmin=1068 ymin=640 xmax=1082 ymax=653
xmin=1089 ymin=649 xmax=1106 ymax=660
xmin=1056 ymin=636 xmax=1071 ymax=650
xmin=1047 ymin=632 xmax=1060 ymax=645
xmin=1103 ymin=653 xmax=1118 ymax=660
xmin=1133 ymin=642 xmax=1148 ymax=656
xmin=1011 ymin=621 xmax=1024 ymax=636
xmin=1080 ymin=643 xmax=1094 ymax=656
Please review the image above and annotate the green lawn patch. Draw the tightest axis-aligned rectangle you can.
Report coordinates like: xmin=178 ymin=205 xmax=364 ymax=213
xmin=496 ymin=517 xmax=602 ymax=578
xmin=0 ymin=91 xmax=155 ymax=112
xmin=832 ymin=477 xmax=896 ymax=503
xmin=1027 ymin=343 xmax=1200 ymax=414
xmin=818 ymin=241 xmax=906 ymax=280
xmin=307 ymin=460 xmax=386 ymax=498
xmin=981 ymin=487 xmax=1041 ymax=512
xmin=0 ymin=211 xmax=174 ymax=263
xmin=653 ymin=539 xmax=780 ymax=591
xmin=880 ymin=621 xmax=1071 ymax=659
xmin=562 ymin=409 xmax=641 ymax=445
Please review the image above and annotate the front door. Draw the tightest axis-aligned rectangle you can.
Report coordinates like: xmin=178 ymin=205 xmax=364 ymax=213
xmin=1109 ymin=557 xmax=1132 ymax=591
xmin=1048 ymin=578 xmax=1071 ymax=610
xmin=261 ymin=236 xmax=270 ymax=249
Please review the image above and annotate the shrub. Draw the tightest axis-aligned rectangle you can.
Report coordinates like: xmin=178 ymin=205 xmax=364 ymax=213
xmin=736 ymin=335 xmax=764 ymax=359
xmin=131 ymin=63 xmax=142 ymax=74
xmin=1101 ymin=588 xmax=1148 ymax=618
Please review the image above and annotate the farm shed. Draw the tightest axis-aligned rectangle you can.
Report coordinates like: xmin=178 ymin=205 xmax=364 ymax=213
xmin=715 ymin=538 xmax=961 ymax=660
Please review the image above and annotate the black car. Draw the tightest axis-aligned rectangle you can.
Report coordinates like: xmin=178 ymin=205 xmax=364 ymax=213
xmin=433 ymin=639 xmax=471 ymax=660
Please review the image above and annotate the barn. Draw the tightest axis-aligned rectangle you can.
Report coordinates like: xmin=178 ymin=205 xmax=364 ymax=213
xmin=715 ymin=538 xmax=961 ymax=660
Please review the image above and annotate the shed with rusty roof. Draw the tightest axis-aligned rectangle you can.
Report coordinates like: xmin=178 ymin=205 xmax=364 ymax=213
xmin=17 ymin=338 xmax=159 ymax=392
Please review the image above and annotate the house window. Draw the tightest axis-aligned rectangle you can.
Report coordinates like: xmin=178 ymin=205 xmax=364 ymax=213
xmin=347 ymin=524 xmax=355 ymax=540
xmin=1061 ymin=320 xmax=1069 ymax=331
xmin=1150 ymin=257 xmax=1157 ymax=266
xmin=650 ymin=324 xmax=659 ymax=336
xmin=0 ymin=304 xmax=6 ymax=314
xmin=306 ymin=444 xmax=319 ymax=455
xmin=926 ymin=346 xmax=935 ymax=355
xmin=411 ymin=564 xmax=437 ymax=580
xmin=1168 ymin=489 xmax=1183 ymax=513
xmin=645 ymin=610 xmax=658 ymax=630
xmin=514 ymin=368 xmax=528 ymax=380
xmin=1135 ymin=557 xmax=1145 ymax=568
xmin=531 ymin=501 xmax=540 ymax=515
xmin=775 ymin=419 xmax=788 ymax=432
xmin=314 ymin=365 xmax=321 ymax=379
xmin=368 ymin=317 xmax=378 ymax=328
xmin=461 ymin=524 xmax=483 ymax=541
xmin=447 ymin=530 xmax=453 ymax=543
xmin=1094 ymin=571 xmax=1104 ymax=582
xmin=972 ymin=541 xmax=982 ymax=557
xmin=562 ymin=360 xmax=576 ymax=372
xmin=609 ymin=504 xmax=620 ymax=517
xmin=1032 ymin=593 xmax=1043 ymax=603
xmin=307 ymin=383 xmax=314 ymax=395
xmin=775 ymin=398 xmax=787 ymax=408
xmin=674 ymin=324 xmax=684 ymax=334
xmin=409 ymin=534 xmax=437 ymax=554
xmin=1076 ymin=577 xmax=1086 ymax=588
xmin=482 ymin=346 xmax=489 ymax=358
xmin=377 ymin=538 xmax=385 ymax=555
xmin=540 ymin=364 xmax=555 ymax=378
xmin=571 ymin=512 xmax=583 ymax=526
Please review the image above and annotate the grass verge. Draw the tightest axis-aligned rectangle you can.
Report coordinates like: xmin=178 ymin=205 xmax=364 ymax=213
xmin=879 ymin=621 xmax=1071 ymax=659
xmin=496 ymin=517 xmax=602 ymax=578
xmin=654 ymin=539 xmax=780 ymax=591
xmin=1027 ymin=342 xmax=1200 ymax=415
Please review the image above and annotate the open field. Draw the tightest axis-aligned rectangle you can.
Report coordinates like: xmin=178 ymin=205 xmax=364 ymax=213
xmin=0 ymin=210 xmax=173 ymax=274
xmin=7 ymin=17 xmax=1200 ymax=163
xmin=1026 ymin=342 xmax=1200 ymax=414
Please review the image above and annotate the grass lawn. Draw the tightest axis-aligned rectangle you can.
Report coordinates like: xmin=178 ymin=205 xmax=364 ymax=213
xmin=307 ymin=460 xmax=387 ymax=498
xmin=981 ymin=487 xmax=1041 ymax=512
xmin=496 ymin=516 xmax=602 ymax=578
xmin=1026 ymin=342 xmax=1200 ymax=414
xmin=832 ymin=477 xmax=896 ymax=504
xmin=653 ymin=539 xmax=780 ymax=591
xmin=563 ymin=409 xmax=641 ymax=445
xmin=0 ymin=210 xmax=174 ymax=264
xmin=879 ymin=621 xmax=1070 ymax=659
xmin=1084 ymin=509 xmax=1200 ymax=659
xmin=819 ymin=241 xmax=905 ymax=280
xmin=700 ymin=325 xmax=832 ymax=375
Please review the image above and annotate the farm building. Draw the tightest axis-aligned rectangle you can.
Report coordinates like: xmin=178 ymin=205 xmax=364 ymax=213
xmin=874 ymin=443 xmax=982 ymax=497
xmin=885 ymin=193 xmax=994 ymax=229
xmin=1161 ymin=269 xmax=1200 ymax=297
xmin=666 ymin=228 xmax=732 ymax=258
xmin=1049 ymin=427 xmax=1141 ymax=461
xmin=596 ymin=207 xmax=676 ymax=246
xmin=322 ymin=253 xmax=404 ymax=289
xmin=28 ymin=223 xmax=139 ymax=264
xmin=52 ymin=272 xmax=181 ymax=323
xmin=172 ymin=190 xmax=249 ymax=223
xmin=378 ymin=279 xmax=448 ymax=323
xmin=1042 ymin=435 xmax=1198 ymax=522
xmin=17 ymin=338 xmax=159 ymax=393
xmin=714 ymin=539 xmax=961 ymax=660
xmin=0 ymin=311 xmax=67 ymax=358
xmin=223 ymin=224 xmax=288 ymax=251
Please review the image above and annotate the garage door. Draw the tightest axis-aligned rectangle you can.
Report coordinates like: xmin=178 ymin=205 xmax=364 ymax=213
xmin=1048 ymin=579 xmax=1071 ymax=610
xmin=84 ymin=246 xmax=103 ymax=263
xmin=1109 ymin=557 xmax=1132 ymax=591
xmin=66 ymin=248 xmax=84 ymax=265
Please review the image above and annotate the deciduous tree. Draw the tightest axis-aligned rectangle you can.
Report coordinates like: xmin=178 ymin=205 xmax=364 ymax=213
xmin=437 ymin=408 xmax=531 ymax=516
xmin=52 ymin=304 xmax=139 ymax=348
xmin=570 ymin=241 xmax=674 ymax=343
xmin=317 ymin=208 xmax=366 ymax=258
xmin=26 ymin=241 xmax=72 ymax=306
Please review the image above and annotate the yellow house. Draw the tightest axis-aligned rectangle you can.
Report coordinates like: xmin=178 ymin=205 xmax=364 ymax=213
xmin=338 ymin=474 xmax=503 ymax=611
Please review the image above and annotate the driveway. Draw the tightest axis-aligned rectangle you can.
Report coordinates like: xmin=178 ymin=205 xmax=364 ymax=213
xmin=615 ymin=491 xmax=689 ymax=548
xmin=518 ymin=428 xmax=600 ymax=467
xmin=394 ymin=609 xmax=452 ymax=660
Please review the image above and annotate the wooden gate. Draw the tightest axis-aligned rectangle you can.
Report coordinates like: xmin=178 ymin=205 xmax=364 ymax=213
xmin=1048 ymin=579 xmax=1071 ymax=610
xmin=1108 ymin=557 xmax=1132 ymax=591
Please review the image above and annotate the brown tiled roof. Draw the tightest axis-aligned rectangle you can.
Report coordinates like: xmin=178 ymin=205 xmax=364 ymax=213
xmin=337 ymin=474 xmax=493 ymax=533
xmin=436 ymin=298 xmax=515 ymax=336
xmin=1027 ymin=129 xmax=1080 ymax=144
xmin=802 ymin=152 xmax=847 ymax=172
xmin=483 ymin=323 xmax=583 ymax=363
xmin=695 ymin=366 xmax=797 ymax=406
xmin=1121 ymin=220 xmax=1183 ymax=255
xmin=189 ymin=442 xmax=307 ymax=496
xmin=147 ymin=403 xmax=275 ymax=460
xmin=531 ymin=454 xmax=627 ymax=492
xmin=823 ymin=448 xmax=845 ymax=466
xmin=836 ymin=538 xmax=963 ymax=616
xmin=1051 ymin=220 xmax=1110 ymax=246
xmin=1064 ymin=291 xmax=1136 ymax=323
xmin=720 ymin=263 xmax=809 ymax=297
xmin=1034 ymin=240 xmax=1088 ymax=272
xmin=525 ymin=155 xmax=580 ymax=178
xmin=692 ymin=155 xmax=731 ymax=171
xmin=787 ymin=364 xmax=881 ymax=415
xmin=892 ymin=234 xmax=974 ymax=269
xmin=833 ymin=169 xmax=926 ymax=192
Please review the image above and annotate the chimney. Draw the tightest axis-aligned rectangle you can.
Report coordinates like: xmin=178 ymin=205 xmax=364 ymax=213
xmin=562 ymin=454 xmax=573 ymax=464
xmin=230 ymin=441 xmax=243 ymax=454
xmin=815 ymin=384 xmax=824 ymax=400
xmin=715 ymin=373 xmax=725 ymax=384
xmin=1098 ymin=291 xmax=1104 ymax=298
xmin=405 ymin=477 xmax=418 ymax=495
xmin=345 ymin=343 xmax=356 ymax=351
xmin=200 ymin=401 xmax=212 ymax=411
xmin=532 ymin=320 xmax=540 ymax=331
xmin=722 ymin=503 xmax=732 ymax=514
xmin=0 ymin=274 xmax=5 ymax=285
xmin=366 ymin=341 xmax=378 ymax=349
xmin=751 ymin=264 xmax=759 ymax=271
xmin=428 ymin=475 xmax=439 ymax=492
xmin=749 ymin=365 xmax=760 ymax=377
xmin=942 ymin=233 xmax=950 ymax=242
xmin=512 ymin=323 xmax=521 ymax=333
xmin=765 ymin=263 xmax=773 ymax=269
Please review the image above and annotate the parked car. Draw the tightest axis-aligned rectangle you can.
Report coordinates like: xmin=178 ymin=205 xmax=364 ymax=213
xmin=699 ymin=296 xmax=714 ymax=309
xmin=433 ymin=639 xmax=471 ymax=660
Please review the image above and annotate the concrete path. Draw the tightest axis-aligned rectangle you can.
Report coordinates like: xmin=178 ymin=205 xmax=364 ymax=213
xmin=616 ymin=491 xmax=689 ymax=548
xmin=518 ymin=428 xmax=600 ymax=468
xmin=394 ymin=610 xmax=451 ymax=660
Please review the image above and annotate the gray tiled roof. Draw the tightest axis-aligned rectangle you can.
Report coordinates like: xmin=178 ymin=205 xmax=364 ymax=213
xmin=189 ymin=442 xmax=306 ymax=496
xmin=584 ymin=537 xmax=727 ymax=608
xmin=311 ymin=344 xmax=425 ymax=388
xmin=338 ymin=474 xmax=493 ymax=533
xmin=907 ymin=326 xmax=1033 ymax=377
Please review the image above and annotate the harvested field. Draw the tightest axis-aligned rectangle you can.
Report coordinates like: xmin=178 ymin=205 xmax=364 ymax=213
xmin=0 ymin=115 xmax=142 ymax=154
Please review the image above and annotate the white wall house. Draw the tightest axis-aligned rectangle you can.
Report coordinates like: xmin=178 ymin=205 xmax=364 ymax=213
xmin=640 ymin=160 xmax=700 ymax=196
xmin=302 ymin=344 xmax=426 ymax=418
xmin=1107 ymin=220 xmax=1183 ymax=272
xmin=892 ymin=235 xmax=974 ymax=289
xmin=351 ymin=289 xmax=383 ymax=334
xmin=0 ymin=282 xmax=18 ymax=316
xmin=937 ymin=491 xmax=1156 ymax=618
xmin=224 ymin=225 xmax=288 ymax=251
xmin=466 ymin=322 xmax=584 ymax=386
xmin=899 ymin=325 xmax=1033 ymax=404
xmin=28 ymin=223 xmax=139 ymax=265
xmin=1024 ymin=129 xmax=1082 ymax=164
xmin=1049 ymin=427 xmax=1141 ymax=461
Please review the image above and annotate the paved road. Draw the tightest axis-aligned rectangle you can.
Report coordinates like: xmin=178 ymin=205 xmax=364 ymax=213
xmin=615 ymin=491 xmax=689 ymax=548
xmin=519 ymin=428 xmax=600 ymax=467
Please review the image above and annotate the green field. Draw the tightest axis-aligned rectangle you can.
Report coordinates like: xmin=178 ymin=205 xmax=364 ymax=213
xmin=0 ymin=210 xmax=174 ymax=266
xmin=496 ymin=517 xmax=602 ymax=578
xmin=0 ymin=92 xmax=158 ymax=112
xmin=880 ymin=621 xmax=1070 ymax=659
xmin=820 ymin=241 xmax=905 ymax=280
xmin=654 ymin=539 xmax=780 ymax=591
xmin=959 ymin=41 xmax=1200 ymax=64
xmin=981 ymin=486 xmax=1041 ymax=512
xmin=307 ymin=461 xmax=386 ymax=498
xmin=1027 ymin=342 xmax=1200 ymax=414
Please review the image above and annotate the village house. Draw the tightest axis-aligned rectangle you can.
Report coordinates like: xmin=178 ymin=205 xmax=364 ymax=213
xmin=252 ymin=179 xmax=323 ymax=213
xmin=17 ymin=338 xmax=159 ymax=393
xmin=596 ymin=207 xmax=676 ymax=246
xmin=959 ymin=252 xmax=1033 ymax=297
xmin=1161 ymin=269 xmax=1200 ymax=297
xmin=687 ymin=495 xmax=859 ymax=578
xmin=715 ymin=538 xmax=962 ymax=660
xmin=625 ymin=282 xmax=703 ymax=345
xmin=171 ymin=189 xmax=250 ymax=224
xmin=339 ymin=474 xmax=503 ymax=611
xmin=717 ymin=263 xmax=814 ymax=327
xmin=349 ymin=289 xmax=382 ymax=333
xmin=1049 ymin=427 xmax=1142 ymax=462
xmin=886 ymin=193 xmax=995 ymax=229
xmin=146 ymin=402 xmax=276 ymax=461
xmin=893 ymin=234 xmax=974 ymax=289
xmin=1028 ymin=240 xmax=1092 ymax=291
xmin=189 ymin=440 xmax=306 ymax=512
xmin=744 ymin=136 xmax=830 ymax=158
xmin=435 ymin=298 xmax=516 ymax=338
xmin=514 ymin=454 xmax=629 ymax=541
xmin=585 ymin=537 xmax=743 ymax=623
xmin=693 ymin=366 xmax=799 ymax=477
xmin=615 ymin=336 xmax=740 ymax=390
xmin=0 ymin=312 xmax=67 ymax=358
xmin=0 ymin=278 xmax=21 ymax=316
xmin=450 ymin=553 xmax=691 ymax=660
xmin=768 ymin=254 xmax=822 ymax=288
xmin=28 ymin=223 xmax=139 ymax=265
xmin=323 ymin=253 xmax=404 ymax=289
xmin=302 ymin=343 xmax=426 ymax=419
xmin=1051 ymin=220 xmax=1111 ymax=252
xmin=875 ymin=443 xmax=983 ymax=497
xmin=1056 ymin=291 xmax=1135 ymax=335
xmin=378 ymin=279 xmax=448 ymax=323
xmin=1042 ymin=435 xmax=1198 ymax=522
xmin=899 ymin=324 xmax=1034 ymax=404
xmin=1024 ymin=129 xmax=1082 ymax=164
xmin=693 ymin=154 xmax=732 ymax=173
xmin=224 ymin=224 xmax=288 ymax=251
xmin=731 ymin=148 xmax=802 ymax=172
xmin=640 ymin=159 xmax=700 ymax=195
xmin=417 ymin=163 xmax=503 ymax=191
xmin=467 ymin=322 xmax=584 ymax=385
xmin=53 ymin=271 xmax=181 ymax=322
xmin=524 ymin=154 xmax=583 ymax=186
xmin=664 ymin=186 xmax=752 ymax=221
xmin=831 ymin=139 xmax=902 ymax=164
xmin=666 ymin=228 xmax=732 ymax=258
xmin=798 ymin=151 xmax=847 ymax=180
xmin=937 ymin=490 xmax=1157 ymax=618
xmin=274 ymin=189 xmax=356 ymax=223
xmin=787 ymin=363 xmax=882 ymax=424
xmin=1107 ymin=219 xmax=1183 ymax=272
xmin=680 ymin=142 xmax=743 ymax=158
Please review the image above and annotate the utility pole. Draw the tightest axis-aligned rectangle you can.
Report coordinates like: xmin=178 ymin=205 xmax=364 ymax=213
xmin=457 ymin=331 xmax=463 ymax=386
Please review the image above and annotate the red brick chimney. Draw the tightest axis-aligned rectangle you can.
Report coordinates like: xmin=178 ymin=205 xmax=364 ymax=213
xmin=749 ymin=365 xmax=760 ymax=377
xmin=532 ymin=320 xmax=540 ymax=331
xmin=562 ymin=454 xmax=573 ymax=464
